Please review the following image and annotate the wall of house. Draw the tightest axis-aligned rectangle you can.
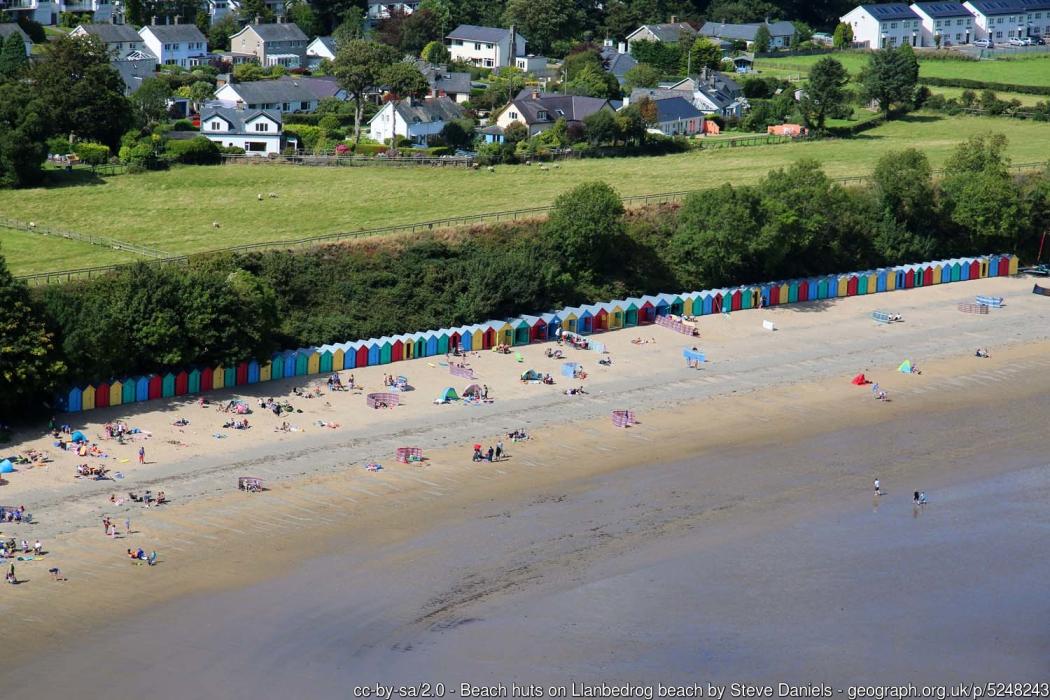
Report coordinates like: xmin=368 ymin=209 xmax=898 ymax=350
xmin=974 ymin=11 xmax=1028 ymax=41
xmin=917 ymin=13 xmax=974 ymax=46
xmin=843 ymin=9 xmax=920 ymax=48
xmin=201 ymin=132 xmax=282 ymax=154
xmin=233 ymin=29 xmax=264 ymax=61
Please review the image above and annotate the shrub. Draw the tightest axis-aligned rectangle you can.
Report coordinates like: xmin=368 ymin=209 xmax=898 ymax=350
xmin=166 ymin=136 xmax=221 ymax=165
xmin=171 ymin=119 xmax=198 ymax=131
xmin=219 ymin=145 xmax=245 ymax=155
xmin=46 ymin=136 xmax=73 ymax=155
xmin=918 ymin=76 xmax=1050 ymax=96
xmin=73 ymin=141 xmax=110 ymax=166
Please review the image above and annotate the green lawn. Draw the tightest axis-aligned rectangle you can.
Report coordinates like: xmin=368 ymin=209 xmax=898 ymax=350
xmin=929 ymin=86 xmax=1048 ymax=105
xmin=755 ymin=52 xmax=1050 ymax=87
xmin=3 ymin=113 xmax=1050 ymax=276
xmin=0 ymin=227 xmax=144 ymax=275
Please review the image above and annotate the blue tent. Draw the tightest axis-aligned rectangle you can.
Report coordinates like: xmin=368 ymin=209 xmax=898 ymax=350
xmin=0 ymin=459 xmax=14 ymax=473
xmin=71 ymin=430 xmax=88 ymax=443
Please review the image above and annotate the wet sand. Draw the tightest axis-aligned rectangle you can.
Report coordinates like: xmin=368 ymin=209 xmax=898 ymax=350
xmin=3 ymin=348 xmax=1050 ymax=693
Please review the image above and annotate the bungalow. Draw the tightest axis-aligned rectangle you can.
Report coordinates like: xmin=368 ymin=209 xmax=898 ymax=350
xmin=0 ymin=24 xmax=32 ymax=57
xmin=368 ymin=96 xmax=465 ymax=145
xmin=625 ymin=21 xmax=697 ymax=49
xmin=229 ymin=20 xmax=308 ymax=67
xmin=599 ymin=39 xmax=638 ymax=85
xmin=305 ymin=36 xmax=336 ymax=68
xmin=138 ymin=21 xmax=208 ymax=68
xmin=71 ymin=22 xmax=143 ymax=59
xmin=446 ymin=24 xmax=526 ymax=69
xmin=200 ymin=106 xmax=287 ymax=155
xmin=911 ymin=3 xmax=976 ymax=45
xmin=494 ymin=89 xmax=613 ymax=137
xmin=697 ymin=19 xmax=796 ymax=49
xmin=214 ymin=79 xmax=319 ymax=113
xmin=840 ymin=4 xmax=922 ymax=48
xmin=647 ymin=96 xmax=705 ymax=136
xmin=275 ymin=74 xmax=347 ymax=102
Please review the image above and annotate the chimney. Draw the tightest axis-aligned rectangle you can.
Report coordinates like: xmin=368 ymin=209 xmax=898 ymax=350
xmin=618 ymin=41 xmax=626 ymax=53
xmin=236 ymin=99 xmax=245 ymax=110
xmin=151 ymin=15 xmax=157 ymax=25
xmin=670 ymin=15 xmax=677 ymax=23
xmin=255 ymin=14 xmax=261 ymax=24
xmin=603 ymin=37 xmax=613 ymax=47
xmin=531 ymin=89 xmax=539 ymax=99
xmin=174 ymin=15 xmax=180 ymax=24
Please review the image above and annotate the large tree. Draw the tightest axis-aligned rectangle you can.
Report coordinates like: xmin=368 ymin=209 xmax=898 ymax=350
xmin=502 ymin=0 xmax=579 ymax=55
xmin=832 ymin=22 xmax=853 ymax=49
xmin=0 ymin=33 xmax=29 ymax=80
xmin=800 ymin=56 xmax=849 ymax=131
xmin=30 ymin=34 xmax=132 ymax=149
xmin=684 ymin=36 xmax=722 ymax=74
xmin=331 ymin=39 xmax=401 ymax=146
xmin=623 ymin=63 xmax=661 ymax=91
xmin=752 ymin=24 xmax=771 ymax=53
xmin=382 ymin=61 xmax=430 ymax=99
xmin=0 ymin=81 xmax=48 ymax=188
xmin=0 ymin=252 xmax=66 ymax=421
xmin=542 ymin=181 xmax=624 ymax=279
xmin=860 ymin=44 xmax=919 ymax=117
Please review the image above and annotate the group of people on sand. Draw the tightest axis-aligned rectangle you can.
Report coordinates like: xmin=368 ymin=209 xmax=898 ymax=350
xmin=493 ymin=344 xmax=512 ymax=354
xmin=75 ymin=463 xmax=109 ymax=479
xmin=631 ymin=337 xmax=657 ymax=345
xmin=507 ymin=428 xmax=529 ymax=442
xmin=0 ymin=505 xmax=28 ymax=523
xmin=545 ymin=347 xmax=565 ymax=359
xmin=472 ymin=441 xmax=505 ymax=462
xmin=871 ymin=382 xmax=888 ymax=402
xmin=326 ymin=373 xmax=352 ymax=391
xmin=222 ymin=418 xmax=250 ymax=430
xmin=975 ymin=348 xmax=990 ymax=358
xmin=127 ymin=548 xmax=158 ymax=566
xmin=0 ymin=537 xmax=41 ymax=558
xmin=564 ymin=386 xmax=588 ymax=396
xmin=259 ymin=397 xmax=297 ymax=416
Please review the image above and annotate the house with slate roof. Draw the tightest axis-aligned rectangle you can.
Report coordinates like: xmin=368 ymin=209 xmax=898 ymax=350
xmin=599 ymin=40 xmax=638 ymax=85
xmin=840 ymin=4 xmax=922 ymax=48
xmin=625 ymin=21 xmax=697 ymax=49
xmin=368 ymin=96 xmax=465 ymax=145
xmin=306 ymin=36 xmax=336 ymax=68
xmin=633 ymin=67 xmax=748 ymax=118
xmin=200 ymin=106 xmax=287 ymax=155
xmin=71 ymin=22 xmax=144 ymax=59
xmin=493 ymin=89 xmax=613 ymax=137
xmin=911 ymin=3 xmax=977 ymax=45
xmin=139 ymin=20 xmax=208 ymax=67
xmin=697 ymin=19 xmax=796 ymax=49
xmin=214 ymin=78 xmax=319 ymax=112
xmin=648 ymin=96 xmax=705 ymax=136
xmin=964 ymin=0 xmax=1050 ymax=42
xmin=446 ymin=24 xmax=526 ymax=68
xmin=405 ymin=58 xmax=473 ymax=103
xmin=229 ymin=20 xmax=308 ymax=67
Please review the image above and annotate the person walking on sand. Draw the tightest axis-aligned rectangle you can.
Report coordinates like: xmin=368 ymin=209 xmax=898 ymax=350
xmin=124 ymin=517 xmax=131 ymax=536
xmin=874 ymin=478 xmax=882 ymax=496
xmin=138 ymin=446 xmax=145 ymax=464
xmin=487 ymin=446 xmax=494 ymax=462
xmin=494 ymin=443 xmax=502 ymax=461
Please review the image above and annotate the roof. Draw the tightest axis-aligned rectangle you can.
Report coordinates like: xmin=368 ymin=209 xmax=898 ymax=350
xmin=140 ymin=23 xmax=207 ymax=43
xmin=276 ymin=75 xmax=344 ymax=100
xmin=628 ymin=22 xmax=697 ymax=42
xmin=447 ymin=24 xmax=515 ymax=43
xmin=242 ymin=22 xmax=308 ymax=42
xmin=967 ymin=0 xmax=1046 ymax=12
xmin=309 ymin=36 xmax=336 ymax=54
xmin=599 ymin=46 xmax=638 ymax=79
xmin=406 ymin=58 xmax=472 ymax=95
xmin=508 ymin=91 xmax=610 ymax=124
xmin=220 ymin=79 xmax=317 ymax=105
xmin=912 ymin=2 xmax=977 ymax=17
xmin=697 ymin=20 xmax=796 ymax=42
xmin=653 ymin=96 xmax=704 ymax=122
xmin=0 ymin=23 xmax=30 ymax=43
xmin=853 ymin=3 xmax=921 ymax=20
xmin=388 ymin=96 xmax=464 ymax=125
xmin=201 ymin=106 xmax=283 ymax=133
xmin=74 ymin=23 xmax=141 ymax=43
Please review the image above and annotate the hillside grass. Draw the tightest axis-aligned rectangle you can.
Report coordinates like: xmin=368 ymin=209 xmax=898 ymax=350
xmin=755 ymin=52 xmax=1050 ymax=87
xmin=0 ymin=227 xmax=143 ymax=275
xmin=3 ymin=113 xmax=1050 ymax=275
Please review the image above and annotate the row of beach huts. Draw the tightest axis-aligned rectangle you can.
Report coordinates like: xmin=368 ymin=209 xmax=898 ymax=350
xmin=56 ymin=254 xmax=1018 ymax=413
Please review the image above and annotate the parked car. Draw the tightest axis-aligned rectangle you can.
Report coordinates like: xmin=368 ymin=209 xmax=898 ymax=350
xmin=974 ymin=38 xmax=994 ymax=48
xmin=1034 ymin=36 xmax=1047 ymax=45
xmin=1008 ymin=36 xmax=1032 ymax=46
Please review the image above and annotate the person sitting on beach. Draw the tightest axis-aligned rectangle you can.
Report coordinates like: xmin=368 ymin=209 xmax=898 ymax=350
xmin=156 ymin=492 xmax=166 ymax=505
xmin=975 ymin=348 xmax=989 ymax=358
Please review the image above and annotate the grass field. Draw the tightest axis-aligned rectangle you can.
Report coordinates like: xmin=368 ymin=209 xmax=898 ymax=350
xmin=755 ymin=52 xmax=1050 ymax=87
xmin=928 ymin=86 xmax=1047 ymax=105
xmin=0 ymin=227 xmax=142 ymax=274
xmin=2 ymin=113 xmax=1050 ymax=276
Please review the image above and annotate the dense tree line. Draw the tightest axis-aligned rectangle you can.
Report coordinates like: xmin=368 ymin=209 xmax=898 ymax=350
xmin=1 ymin=134 xmax=1045 ymax=419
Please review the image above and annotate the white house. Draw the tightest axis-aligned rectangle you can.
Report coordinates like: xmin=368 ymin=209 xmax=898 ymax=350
xmin=840 ymin=3 xmax=922 ymax=48
xmin=71 ymin=22 xmax=144 ymax=59
xmin=0 ymin=24 xmax=32 ymax=56
xmin=963 ymin=0 xmax=1042 ymax=42
xmin=200 ymin=106 xmax=285 ymax=155
xmin=306 ymin=36 xmax=336 ymax=68
xmin=139 ymin=21 xmax=208 ymax=67
xmin=368 ymin=96 xmax=464 ymax=145
xmin=697 ymin=20 xmax=796 ymax=49
xmin=648 ymin=96 xmax=705 ymax=136
xmin=494 ymin=90 xmax=613 ymax=137
xmin=514 ymin=54 xmax=548 ymax=74
xmin=911 ymin=3 xmax=976 ymax=46
xmin=214 ymin=79 xmax=319 ymax=113
xmin=446 ymin=24 xmax=526 ymax=68
xmin=368 ymin=1 xmax=420 ymax=21
xmin=625 ymin=21 xmax=697 ymax=49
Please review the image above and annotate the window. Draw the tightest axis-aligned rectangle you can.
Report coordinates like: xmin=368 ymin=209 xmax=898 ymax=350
xmin=890 ymin=22 xmax=897 ymax=28
xmin=508 ymin=111 xmax=518 ymax=120
xmin=474 ymin=42 xmax=482 ymax=50
xmin=282 ymin=103 xmax=290 ymax=111
xmin=996 ymin=30 xmax=1003 ymax=37
xmin=247 ymin=142 xmax=267 ymax=151
xmin=996 ymin=17 xmax=1003 ymax=24
xmin=483 ymin=58 xmax=493 ymax=67
xmin=300 ymin=101 xmax=309 ymax=110
xmin=254 ymin=121 xmax=271 ymax=132
xmin=537 ymin=110 xmax=547 ymax=120
xmin=210 ymin=121 xmax=222 ymax=130
xmin=956 ymin=33 xmax=962 ymax=41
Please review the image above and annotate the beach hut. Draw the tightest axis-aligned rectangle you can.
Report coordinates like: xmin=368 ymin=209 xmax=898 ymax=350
xmin=801 ymin=279 xmax=813 ymax=302
xmin=718 ymin=290 xmax=730 ymax=313
xmin=146 ymin=374 xmax=161 ymax=400
xmin=637 ymin=296 xmax=657 ymax=324
xmin=922 ymin=264 xmax=934 ymax=286
xmin=527 ymin=316 xmax=547 ymax=342
xmin=559 ymin=308 xmax=579 ymax=334
xmin=331 ymin=346 xmax=345 ymax=372
xmin=577 ymin=307 xmax=594 ymax=335
xmin=728 ymin=288 xmax=740 ymax=311
xmin=81 ymin=384 xmax=96 ymax=411
xmin=379 ymin=338 xmax=393 ymax=365
xmin=188 ymin=368 xmax=201 ymax=394
xmin=201 ymin=367 xmax=214 ymax=393
xmin=390 ymin=336 xmax=406 ymax=362
xmin=433 ymin=331 xmax=447 ymax=355
xmin=589 ymin=306 xmax=608 ymax=332
xmin=414 ymin=332 xmax=428 ymax=358
xmin=875 ymin=269 xmax=887 ymax=293
xmin=108 ymin=381 xmax=123 ymax=407
xmin=340 ymin=343 xmax=356 ymax=370
xmin=94 ymin=382 xmax=109 ymax=409
xmin=969 ymin=259 xmax=982 ymax=280
xmin=931 ymin=263 xmax=943 ymax=285
xmin=352 ymin=342 xmax=368 ymax=368
xmin=513 ymin=318 xmax=532 ymax=345
xmin=135 ymin=376 xmax=149 ymax=401
xmin=449 ymin=328 xmax=464 ymax=353
xmin=174 ymin=371 xmax=188 ymax=396
xmin=844 ymin=275 xmax=857 ymax=297
xmin=212 ymin=366 xmax=225 ymax=390
xmin=317 ymin=350 xmax=333 ymax=374
xmin=623 ymin=299 xmax=640 ymax=326
xmin=667 ymin=294 xmax=685 ymax=317
xmin=260 ymin=361 xmax=272 ymax=382
xmin=122 ymin=378 xmax=137 ymax=405
xmin=741 ymin=288 xmax=755 ymax=310
xmin=650 ymin=294 xmax=671 ymax=317
xmin=265 ymin=354 xmax=280 ymax=382
xmin=277 ymin=352 xmax=292 ymax=379
xmin=235 ymin=362 xmax=248 ymax=386
xmin=162 ymin=373 xmax=176 ymax=398
xmin=298 ymin=350 xmax=313 ymax=376
xmin=959 ymin=258 xmax=970 ymax=281
xmin=466 ymin=325 xmax=482 ymax=350
xmin=67 ymin=386 xmax=82 ymax=412
xmin=787 ymin=281 xmax=799 ymax=303
xmin=496 ymin=321 xmax=514 ymax=346
xmin=856 ymin=274 xmax=868 ymax=296
xmin=679 ymin=294 xmax=695 ymax=316
xmin=1008 ymin=254 xmax=1018 ymax=275
xmin=247 ymin=361 xmax=260 ymax=385
xmin=221 ymin=366 xmax=234 ymax=388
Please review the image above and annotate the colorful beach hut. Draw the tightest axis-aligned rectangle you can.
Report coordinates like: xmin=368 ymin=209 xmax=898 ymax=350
xmin=94 ymin=382 xmax=109 ymax=409
xmin=560 ymin=308 xmax=580 ymax=334
xmin=513 ymin=318 xmax=533 ymax=345
xmin=108 ymin=381 xmax=123 ymax=407
xmin=81 ymin=384 xmax=95 ymax=411
xmin=623 ymin=299 xmax=640 ymax=326
xmin=162 ymin=373 xmax=175 ymax=398
xmin=67 ymin=386 xmax=82 ymax=413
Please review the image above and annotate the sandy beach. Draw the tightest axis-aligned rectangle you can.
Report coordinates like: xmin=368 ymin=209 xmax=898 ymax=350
xmin=1 ymin=275 xmax=1049 ymax=690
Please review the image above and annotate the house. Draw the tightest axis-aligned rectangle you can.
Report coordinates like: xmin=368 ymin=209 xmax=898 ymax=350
xmin=494 ymin=90 xmax=613 ymax=137
xmin=200 ymin=106 xmax=286 ymax=155
xmin=139 ymin=21 xmax=208 ymax=68
xmin=4 ymin=0 xmax=56 ymax=25
xmin=0 ymin=24 xmax=32 ymax=57
xmin=446 ymin=24 xmax=526 ymax=68
xmin=203 ymin=0 xmax=235 ymax=24
xmin=306 ymin=36 xmax=336 ymax=68
xmin=229 ymin=20 xmax=309 ymax=67
xmin=667 ymin=67 xmax=748 ymax=118
xmin=625 ymin=21 xmax=697 ymax=49
xmin=963 ymin=0 xmax=1045 ymax=42
xmin=367 ymin=96 xmax=465 ymax=145
xmin=840 ymin=4 xmax=922 ymax=48
xmin=406 ymin=58 xmax=473 ymax=103
xmin=71 ymin=23 xmax=144 ymax=59
xmin=647 ymin=96 xmax=705 ymax=136
xmin=276 ymin=75 xmax=347 ymax=101
xmin=911 ymin=3 xmax=976 ymax=45
xmin=599 ymin=40 xmax=638 ymax=85
xmin=514 ymin=54 xmax=549 ymax=74
xmin=214 ymin=79 xmax=320 ymax=112
xmin=113 ymin=54 xmax=158 ymax=94
xmin=697 ymin=20 xmax=796 ymax=49
xmin=368 ymin=1 xmax=420 ymax=21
